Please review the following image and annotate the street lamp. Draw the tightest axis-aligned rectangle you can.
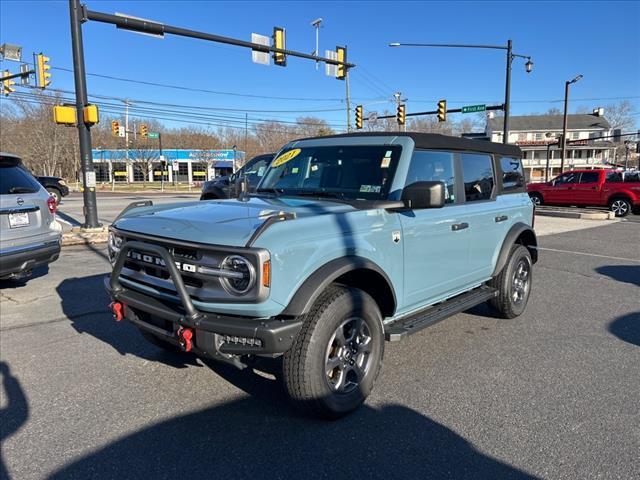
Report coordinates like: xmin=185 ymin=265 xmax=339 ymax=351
xmin=389 ymin=40 xmax=533 ymax=144
xmin=559 ymin=74 xmax=583 ymax=173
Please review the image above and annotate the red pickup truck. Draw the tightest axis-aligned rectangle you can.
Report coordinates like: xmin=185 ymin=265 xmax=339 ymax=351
xmin=527 ymin=169 xmax=640 ymax=217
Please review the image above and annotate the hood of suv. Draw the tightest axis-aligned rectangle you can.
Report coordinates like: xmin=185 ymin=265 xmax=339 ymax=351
xmin=113 ymin=197 xmax=355 ymax=247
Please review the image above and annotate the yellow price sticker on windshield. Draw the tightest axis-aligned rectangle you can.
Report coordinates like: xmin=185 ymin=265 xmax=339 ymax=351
xmin=272 ymin=148 xmax=301 ymax=167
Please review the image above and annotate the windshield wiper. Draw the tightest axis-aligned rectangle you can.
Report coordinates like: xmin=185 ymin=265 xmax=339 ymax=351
xmin=290 ymin=191 xmax=346 ymax=200
xmin=256 ymin=187 xmax=284 ymax=196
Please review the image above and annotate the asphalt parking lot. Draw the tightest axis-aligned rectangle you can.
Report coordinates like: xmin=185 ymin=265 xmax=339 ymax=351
xmin=1 ymin=220 xmax=639 ymax=479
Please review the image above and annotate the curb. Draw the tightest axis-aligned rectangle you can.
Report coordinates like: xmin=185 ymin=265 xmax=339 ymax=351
xmin=535 ymin=209 xmax=615 ymax=220
xmin=61 ymin=226 xmax=109 ymax=246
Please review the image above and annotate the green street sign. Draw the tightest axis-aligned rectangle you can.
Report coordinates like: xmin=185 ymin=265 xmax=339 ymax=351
xmin=461 ymin=104 xmax=486 ymax=114
xmin=148 ymin=132 xmax=159 ymax=139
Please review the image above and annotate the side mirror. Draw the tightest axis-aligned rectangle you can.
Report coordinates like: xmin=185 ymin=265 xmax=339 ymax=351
xmin=401 ymin=181 xmax=446 ymax=209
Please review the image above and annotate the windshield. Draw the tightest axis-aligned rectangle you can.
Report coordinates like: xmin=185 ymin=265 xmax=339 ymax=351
xmin=258 ymin=145 xmax=402 ymax=200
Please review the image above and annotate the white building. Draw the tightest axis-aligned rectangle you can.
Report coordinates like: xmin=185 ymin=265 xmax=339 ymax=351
xmin=485 ymin=111 xmax=615 ymax=182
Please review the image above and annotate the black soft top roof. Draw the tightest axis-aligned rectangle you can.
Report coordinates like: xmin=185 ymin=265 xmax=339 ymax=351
xmin=296 ymin=132 xmax=522 ymax=157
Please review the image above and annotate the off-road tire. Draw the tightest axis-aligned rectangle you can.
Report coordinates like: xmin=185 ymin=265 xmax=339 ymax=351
xmin=282 ymin=284 xmax=385 ymax=419
xmin=609 ymin=197 xmax=631 ymax=217
xmin=488 ymin=244 xmax=532 ymax=319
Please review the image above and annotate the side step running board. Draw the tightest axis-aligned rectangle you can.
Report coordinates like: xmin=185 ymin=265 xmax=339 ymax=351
xmin=385 ymin=286 xmax=498 ymax=342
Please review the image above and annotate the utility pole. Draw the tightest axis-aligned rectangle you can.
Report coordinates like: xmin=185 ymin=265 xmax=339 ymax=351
xmin=503 ymin=39 xmax=512 ymax=144
xmin=560 ymin=75 xmax=583 ymax=173
xmin=345 ymin=68 xmax=351 ymax=132
xmin=124 ymin=99 xmax=130 ymax=166
xmin=244 ymin=113 xmax=248 ymax=153
xmin=68 ymin=0 xmax=99 ymax=228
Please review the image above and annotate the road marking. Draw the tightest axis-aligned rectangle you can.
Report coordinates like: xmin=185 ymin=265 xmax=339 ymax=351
xmin=536 ymin=246 xmax=640 ymax=263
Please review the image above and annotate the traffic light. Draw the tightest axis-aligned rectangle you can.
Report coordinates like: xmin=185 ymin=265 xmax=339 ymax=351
xmin=140 ymin=124 xmax=148 ymax=138
xmin=111 ymin=120 xmax=120 ymax=137
xmin=396 ymin=104 xmax=406 ymax=126
xmin=355 ymin=105 xmax=363 ymax=130
xmin=437 ymin=99 xmax=446 ymax=122
xmin=336 ymin=46 xmax=347 ymax=80
xmin=2 ymin=70 xmax=15 ymax=96
xmin=272 ymin=27 xmax=286 ymax=66
xmin=36 ymin=53 xmax=51 ymax=89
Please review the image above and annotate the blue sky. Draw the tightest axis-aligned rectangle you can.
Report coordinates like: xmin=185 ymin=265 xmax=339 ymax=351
xmin=1 ymin=0 xmax=639 ymax=132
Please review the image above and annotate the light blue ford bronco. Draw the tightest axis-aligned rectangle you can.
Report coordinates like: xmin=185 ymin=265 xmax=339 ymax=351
xmin=106 ymin=133 xmax=537 ymax=418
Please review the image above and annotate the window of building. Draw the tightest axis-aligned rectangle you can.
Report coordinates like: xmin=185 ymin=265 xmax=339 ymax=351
xmin=112 ymin=162 xmax=128 ymax=182
xmin=406 ymin=151 xmax=456 ymax=204
xmin=94 ymin=163 xmax=109 ymax=182
xmin=571 ymin=132 xmax=580 ymax=140
xmin=500 ymin=157 xmax=524 ymax=190
xmin=460 ymin=153 xmax=494 ymax=202
xmin=175 ymin=161 xmax=189 ymax=182
xmin=192 ymin=162 xmax=207 ymax=181
xmin=534 ymin=133 xmax=543 ymax=141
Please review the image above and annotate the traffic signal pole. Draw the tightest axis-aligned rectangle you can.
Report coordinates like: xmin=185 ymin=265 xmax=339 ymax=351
xmin=69 ymin=0 xmax=100 ymax=228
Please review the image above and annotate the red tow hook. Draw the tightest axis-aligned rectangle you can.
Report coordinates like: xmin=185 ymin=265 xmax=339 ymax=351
xmin=109 ymin=301 xmax=124 ymax=322
xmin=176 ymin=327 xmax=194 ymax=352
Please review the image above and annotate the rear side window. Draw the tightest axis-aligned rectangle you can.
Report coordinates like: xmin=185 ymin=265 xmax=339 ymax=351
xmin=606 ymin=172 xmax=622 ymax=183
xmin=461 ymin=153 xmax=494 ymax=202
xmin=500 ymin=156 xmax=524 ymax=190
xmin=406 ymin=150 xmax=456 ymax=204
xmin=0 ymin=165 xmax=41 ymax=195
xmin=580 ymin=172 xmax=600 ymax=183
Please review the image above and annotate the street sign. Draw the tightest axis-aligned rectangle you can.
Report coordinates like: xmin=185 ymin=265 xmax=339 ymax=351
xmin=368 ymin=112 xmax=378 ymax=124
xmin=325 ymin=50 xmax=338 ymax=77
xmin=251 ymin=33 xmax=270 ymax=65
xmin=461 ymin=104 xmax=486 ymax=114
xmin=118 ymin=126 xmax=125 ymax=138
xmin=148 ymin=132 xmax=159 ymax=139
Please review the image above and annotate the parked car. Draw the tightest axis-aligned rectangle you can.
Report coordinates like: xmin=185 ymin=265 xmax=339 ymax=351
xmin=106 ymin=133 xmax=537 ymax=418
xmin=200 ymin=153 xmax=274 ymax=200
xmin=35 ymin=175 xmax=70 ymax=205
xmin=527 ymin=169 xmax=640 ymax=217
xmin=0 ymin=153 xmax=62 ymax=281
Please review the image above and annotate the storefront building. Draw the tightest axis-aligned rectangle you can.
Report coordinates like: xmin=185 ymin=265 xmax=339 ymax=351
xmin=484 ymin=112 xmax=614 ymax=182
xmin=90 ymin=149 xmax=245 ymax=184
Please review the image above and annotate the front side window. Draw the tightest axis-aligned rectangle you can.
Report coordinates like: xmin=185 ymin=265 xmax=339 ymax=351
xmin=243 ymin=156 xmax=271 ymax=186
xmin=579 ymin=171 xmax=600 ymax=183
xmin=259 ymin=145 xmax=401 ymax=200
xmin=461 ymin=153 xmax=494 ymax=202
xmin=406 ymin=150 xmax=456 ymax=204
xmin=554 ymin=172 xmax=579 ymax=184
xmin=500 ymin=156 xmax=524 ymax=190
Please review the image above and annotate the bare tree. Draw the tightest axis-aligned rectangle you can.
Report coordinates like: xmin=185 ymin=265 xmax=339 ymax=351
xmin=129 ymin=143 xmax=158 ymax=187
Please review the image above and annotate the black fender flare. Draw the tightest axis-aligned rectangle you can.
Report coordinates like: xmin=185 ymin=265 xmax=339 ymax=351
xmin=200 ymin=187 xmax=226 ymax=200
xmin=281 ymin=256 xmax=397 ymax=317
xmin=492 ymin=222 xmax=538 ymax=277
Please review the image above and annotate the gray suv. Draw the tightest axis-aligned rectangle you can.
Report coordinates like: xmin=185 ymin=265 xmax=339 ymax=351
xmin=0 ymin=153 xmax=62 ymax=281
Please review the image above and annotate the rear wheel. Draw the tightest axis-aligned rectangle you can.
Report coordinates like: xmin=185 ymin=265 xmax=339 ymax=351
xmin=47 ymin=188 xmax=61 ymax=205
xmin=282 ymin=285 xmax=384 ymax=419
xmin=609 ymin=198 xmax=631 ymax=217
xmin=489 ymin=244 xmax=532 ymax=319
xmin=529 ymin=193 xmax=543 ymax=206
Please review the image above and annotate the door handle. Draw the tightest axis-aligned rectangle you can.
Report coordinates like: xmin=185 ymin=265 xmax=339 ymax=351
xmin=591 ymin=186 xmax=598 ymax=190
xmin=451 ymin=222 xmax=469 ymax=231
xmin=495 ymin=215 xmax=508 ymax=223
xmin=568 ymin=187 xmax=574 ymax=190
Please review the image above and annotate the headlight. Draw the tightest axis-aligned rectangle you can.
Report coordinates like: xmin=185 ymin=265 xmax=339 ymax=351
xmin=219 ymin=255 xmax=256 ymax=295
xmin=108 ymin=231 xmax=123 ymax=254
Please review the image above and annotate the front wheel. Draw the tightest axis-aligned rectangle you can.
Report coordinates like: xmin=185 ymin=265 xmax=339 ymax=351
xmin=609 ymin=198 xmax=631 ymax=217
xmin=489 ymin=244 xmax=533 ymax=319
xmin=282 ymin=285 xmax=384 ymax=419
